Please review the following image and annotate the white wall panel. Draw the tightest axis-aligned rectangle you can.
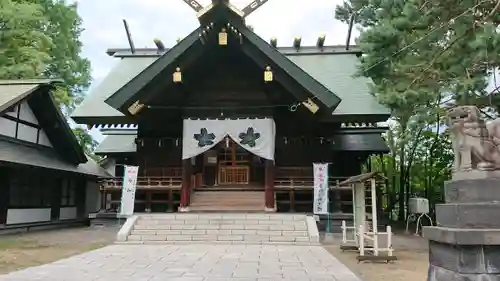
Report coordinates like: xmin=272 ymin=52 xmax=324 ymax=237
xmin=85 ymin=181 xmax=101 ymax=214
xmin=18 ymin=101 xmax=38 ymax=124
xmin=16 ymin=123 xmax=38 ymax=143
xmin=0 ymin=117 xmax=16 ymax=138
xmin=59 ymin=207 xmax=77 ymax=220
xmin=6 ymin=208 xmax=51 ymax=224
xmin=38 ymin=129 xmax=53 ymax=147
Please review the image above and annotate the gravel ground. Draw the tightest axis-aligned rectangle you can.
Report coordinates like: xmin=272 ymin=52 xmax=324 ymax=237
xmin=322 ymin=233 xmax=429 ymax=281
xmin=0 ymin=226 xmax=118 ymax=274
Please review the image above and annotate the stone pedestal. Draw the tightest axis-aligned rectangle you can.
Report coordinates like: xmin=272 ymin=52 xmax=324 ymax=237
xmin=423 ymin=176 xmax=500 ymax=281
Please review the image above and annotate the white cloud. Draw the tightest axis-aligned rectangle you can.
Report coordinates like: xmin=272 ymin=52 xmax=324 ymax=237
xmin=78 ymin=0 xmax=356 ymax=81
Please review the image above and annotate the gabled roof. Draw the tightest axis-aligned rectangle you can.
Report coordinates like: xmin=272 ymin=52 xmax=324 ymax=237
xmin=0 ymin=80 xmax=87 ymax=165
xmin=104 ymin=1 xmax=341 ymax=115
xmin=95 ymin=131 xmax=137 ymax=155
xmin=0 ymin=79 xmax=55 ymax=113
xmin=287 ymin=54 xmax=389 ymax=117
xmin=71 ymin=57 xmax=157 ymax=123
xmin=72 ymin=50 xmax=390 ymax=123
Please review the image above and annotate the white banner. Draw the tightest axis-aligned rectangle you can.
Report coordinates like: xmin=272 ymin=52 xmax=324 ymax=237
xmin=182 ymin=118 xmax=276 ymax=160
xmin=313 ymin=163 xmax=329 ymax=215
xmin=119 ymin=165 xmax=139 ymax=217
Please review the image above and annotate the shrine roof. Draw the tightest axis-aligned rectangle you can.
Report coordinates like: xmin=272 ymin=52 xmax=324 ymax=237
xmin=71 ymin=45 xmax=389 ymax=124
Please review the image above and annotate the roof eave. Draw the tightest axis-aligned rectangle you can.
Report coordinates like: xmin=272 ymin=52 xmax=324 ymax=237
xmin=31 ymin=85 xmax=88 ymax=164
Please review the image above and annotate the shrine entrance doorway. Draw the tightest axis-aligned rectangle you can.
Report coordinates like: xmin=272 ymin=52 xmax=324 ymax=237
xmin=217 ymin=137 xmax=250 ymax=185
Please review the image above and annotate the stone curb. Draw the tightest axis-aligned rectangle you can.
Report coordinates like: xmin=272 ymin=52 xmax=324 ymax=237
xmin=116 ymin=215 xmax=138 ymax=242
xmin=306 ymin=216 xmax=320 ymax=243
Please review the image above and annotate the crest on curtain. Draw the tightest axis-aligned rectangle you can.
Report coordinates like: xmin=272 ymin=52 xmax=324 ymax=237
xmin=239 ymin=127 xmax=261 ymax=148
xmin=182 ymin=118 xmax=275 ymax=160
xmin=193 ymin=128 xmax=216 ymax=147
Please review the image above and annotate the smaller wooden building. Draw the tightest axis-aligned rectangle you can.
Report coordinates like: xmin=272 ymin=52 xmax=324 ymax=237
xmin=0 ymin=80 xmax=109 ymax=232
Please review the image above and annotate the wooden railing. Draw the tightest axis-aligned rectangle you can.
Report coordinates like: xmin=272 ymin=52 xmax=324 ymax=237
xmin=141 ymin=167 xmax=182 ymax=177
xmin=274 ymin=177 xmax=351 ymax=190
xmin=218 ymin=166 xmax=249 ymax=185
xmin=272 ymin=167 xmax=386 ymax=213
xmin=101 ymin=176 xmax=183 ymax=190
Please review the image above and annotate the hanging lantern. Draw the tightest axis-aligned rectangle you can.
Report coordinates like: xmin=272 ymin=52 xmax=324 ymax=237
xmin=264 ymin=66 xmax=273 ymax=82
xmin=219 ymin=28 xmax=228 ymax=45
xmin=173 ymin=67 xmax=182 ymax=83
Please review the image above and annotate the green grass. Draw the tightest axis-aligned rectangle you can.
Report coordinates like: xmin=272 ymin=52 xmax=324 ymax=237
xmin=0 ymin=237 xmax=46 ymax=250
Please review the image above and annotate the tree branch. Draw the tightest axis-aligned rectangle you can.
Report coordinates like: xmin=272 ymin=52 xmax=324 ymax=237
xmin=488 ymin=0 xmax=500 ymax=17
xmin=403 ymin=29 xmax=472 ymax=93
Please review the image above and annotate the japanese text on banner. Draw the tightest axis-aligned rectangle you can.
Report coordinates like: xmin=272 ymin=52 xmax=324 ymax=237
xmin=120 ymin=165 xmax=139 ymax=216
xmin=313 ymin=163 xmax=329 ymax=215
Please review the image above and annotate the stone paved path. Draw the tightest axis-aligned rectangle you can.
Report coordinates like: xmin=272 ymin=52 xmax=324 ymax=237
xmin=0 ymin=244 xmax=362 ymax=281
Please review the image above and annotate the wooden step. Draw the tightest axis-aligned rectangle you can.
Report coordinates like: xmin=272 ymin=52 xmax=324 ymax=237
xmin=190 ymin=191 xmax=265 ymax=212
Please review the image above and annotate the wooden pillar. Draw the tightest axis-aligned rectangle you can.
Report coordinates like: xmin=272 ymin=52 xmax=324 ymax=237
xmin=264 ymin=159 xmax=275 ymax=211
xmin=180 ymin=159 xmax=191 ymax=212
xmin=0 ymin=167 xmax=9 ymax=225
xmin=145 ymin=192 xmax=152 ymax=213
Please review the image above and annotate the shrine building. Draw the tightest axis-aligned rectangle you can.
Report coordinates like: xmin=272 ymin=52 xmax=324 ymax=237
xmin=71 ymin=0 xmax=390 ymax=216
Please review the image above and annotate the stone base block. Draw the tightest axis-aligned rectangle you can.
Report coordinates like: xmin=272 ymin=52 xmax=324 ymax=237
xmin=424 ymin=226 xmax=500 ymax=245
xmin=452 ymin=170 xmax=500 ymax=181
xmin=427 ymin=240 xmax=500 ymax=275
xmin=428 ymin=264 xmax=500 ymax=281
xmin=436 ymin=203 xmax=500 ymax=228
xmin=445 ymin=178 xmax=500 ymax=203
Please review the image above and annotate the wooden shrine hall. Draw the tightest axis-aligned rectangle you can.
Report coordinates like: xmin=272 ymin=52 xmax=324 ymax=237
xmin=71 ymin=0 xmax=391 ymax=215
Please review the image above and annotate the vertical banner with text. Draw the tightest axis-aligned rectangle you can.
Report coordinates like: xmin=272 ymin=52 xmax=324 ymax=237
xmin=120 ymin=165 xmax=139 ymax=217
xmin=313 ymin=163 xmax=329 ymax=215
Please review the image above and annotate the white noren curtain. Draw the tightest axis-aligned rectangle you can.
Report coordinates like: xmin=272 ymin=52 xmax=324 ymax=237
xmin=182 ymin=118 xmax=275 ymax=160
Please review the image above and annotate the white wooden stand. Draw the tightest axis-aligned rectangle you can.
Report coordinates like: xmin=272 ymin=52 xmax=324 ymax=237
xmin=339 ymin=174 xmax=397 ymax=262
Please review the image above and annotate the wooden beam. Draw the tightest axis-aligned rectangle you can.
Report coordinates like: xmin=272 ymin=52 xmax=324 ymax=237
xmin=181 ymin=0 xmax=204 ymax=12
xmin=242 ymin=0 xmax=270 ymax=17
xmin=122 ymin=19 xmax=136 ymax=54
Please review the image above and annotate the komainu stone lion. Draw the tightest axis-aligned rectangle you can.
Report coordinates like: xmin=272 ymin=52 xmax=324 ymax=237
xmin=448 ymin=106 xmax=500 ymax=171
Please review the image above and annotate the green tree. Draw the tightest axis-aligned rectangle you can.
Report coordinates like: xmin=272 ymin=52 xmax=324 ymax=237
xmin=21 ymin=0 xmax=92 ymax=108
xmin=72 ymin=127 xmax=99 ymax=160
xmin=336 ymin=0 xmax=500 ymax=222
xmin=0 ymin=0 xmax=97 ymax=157
xmin=0 ymin=0 xmax=52 ymax=78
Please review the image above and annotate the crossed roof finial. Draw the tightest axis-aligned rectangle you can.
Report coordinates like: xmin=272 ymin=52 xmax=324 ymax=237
xmin=181 ymin=0 xmax=270 ymax=18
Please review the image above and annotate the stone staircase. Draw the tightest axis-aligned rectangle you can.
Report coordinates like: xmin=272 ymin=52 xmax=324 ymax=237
xmin=189 ymin=191 xmax=265 ymax=212
xmin=116 ymin=213 xmax=319 ymax=245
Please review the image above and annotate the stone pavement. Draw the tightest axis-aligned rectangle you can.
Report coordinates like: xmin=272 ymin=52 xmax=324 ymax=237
xmin=0 ymin=244 xmax=362 ymax=281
